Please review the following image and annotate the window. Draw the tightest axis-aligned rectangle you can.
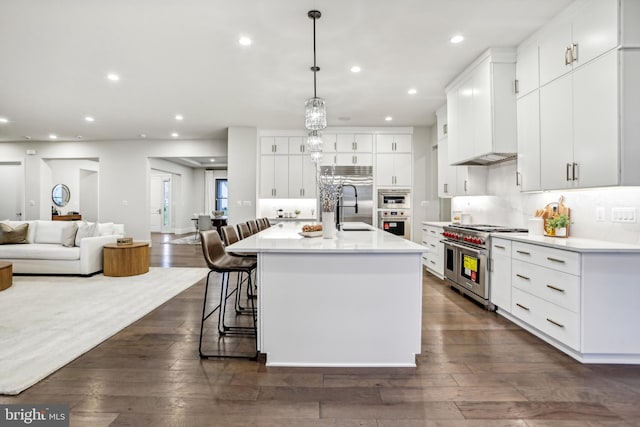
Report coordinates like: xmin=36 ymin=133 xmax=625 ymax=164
xmin=215 ymin=179 xmax=228 ymax=214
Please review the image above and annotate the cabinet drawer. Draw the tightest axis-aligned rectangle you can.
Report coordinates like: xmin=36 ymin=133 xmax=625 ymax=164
xmin=512 ymin=259 xmax=580 ymax=312
xmin=512 ymin=242 xmax=580 ymax=275
xmin=491 ymin=238 xmax=511 ymax=255
xmin=512 ymin=288 xmax=580 ymax=350
xmin=422 ymin=225 xmax=443 ymax=239
xmin=424 ymin=253 xmax=444 ymax=276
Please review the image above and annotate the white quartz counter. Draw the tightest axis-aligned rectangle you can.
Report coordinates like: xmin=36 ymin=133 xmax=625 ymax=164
xmin=495 ymin=233 xmax=640 ymax=253
xmin=227 ymin=221 xmax=426 ymax=254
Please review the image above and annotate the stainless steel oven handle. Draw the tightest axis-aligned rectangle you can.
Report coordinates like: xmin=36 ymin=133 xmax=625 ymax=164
xmin=443 ymin=241 xmax=486 ymax=255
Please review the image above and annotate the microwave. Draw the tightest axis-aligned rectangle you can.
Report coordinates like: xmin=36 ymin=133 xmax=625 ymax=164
xmin=378 ymin=189 xmax=410 ymax=209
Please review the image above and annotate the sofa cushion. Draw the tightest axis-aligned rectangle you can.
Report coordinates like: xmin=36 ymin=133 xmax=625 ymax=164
xmin=113 ymin=224 xmax=125 ymax=235
xmin=0 ymin=220 xmax=37 ymax=243
xmin=61 ymin=222 xmax=78 ymax=247
xmin=0 ymin=223 xmax=29 ymax=244
xmin=75 ymin=221 xmax=96 ymax=246
xmin=34 ymin=220 xmax=69 ymax=244
xmin=0 ymin=243 xmax=80 ymax=260
xmin=96 ymin=222 xmax=114 ymax=236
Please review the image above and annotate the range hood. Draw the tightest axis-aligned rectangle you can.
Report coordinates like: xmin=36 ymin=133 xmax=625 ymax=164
xmin=452 ymin=152 xmax=517 ymax=166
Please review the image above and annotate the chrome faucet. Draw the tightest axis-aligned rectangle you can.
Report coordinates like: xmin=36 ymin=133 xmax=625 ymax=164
xmin=336 ymin=184 xmax=358 ymax=230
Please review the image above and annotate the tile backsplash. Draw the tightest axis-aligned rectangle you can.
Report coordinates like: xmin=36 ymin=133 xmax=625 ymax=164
xmin=451 ymin=160 xmax=640 ymax=245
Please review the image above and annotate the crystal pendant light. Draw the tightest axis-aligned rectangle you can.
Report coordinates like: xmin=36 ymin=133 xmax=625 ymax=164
xmin=305 ymin=10 xmax=327 ymax=131
xmin=306 ymin=130 xmax=323 ymax=152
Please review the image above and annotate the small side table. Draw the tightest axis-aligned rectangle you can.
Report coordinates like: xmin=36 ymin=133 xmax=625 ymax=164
xmin=103 ymin=243 xmax=150 ymax=277
xmin=0 ymin=261 xmax=12 ymax=291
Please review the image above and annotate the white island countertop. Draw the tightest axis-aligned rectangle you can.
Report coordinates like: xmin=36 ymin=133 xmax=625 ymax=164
xmin=495 ymin=233 xmax=640 ymax=253
xmin=227 ymin=221 xmax=426 ymax=254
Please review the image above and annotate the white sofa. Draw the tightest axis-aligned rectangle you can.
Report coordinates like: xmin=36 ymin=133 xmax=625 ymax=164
xmin=0 ymin=220 xmax=124 ymax=275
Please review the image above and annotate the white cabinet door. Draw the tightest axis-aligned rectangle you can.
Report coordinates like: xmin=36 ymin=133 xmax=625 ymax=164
xmin=288 ymin=137 xmax=305 ymax=155
xmin=262 ymin=136 xmax=289 ymax=155
xmin=572 ymin=50 xmax=619 ymax=188
xmin=571 ymin=0 xmax=618 ymax=69
xmin=446 ymin=90 xmax=460 ymax=165
xmin=472 ymin=59 xmax=493 ymax=157
xmin=517 ymin=90 xmax=541 ymax=191
xmin=393 ymin=134 xmax=412 ymax=152
xmin=436 ymin=104 xmax=448 ymax=140
xmin=322 ymin=133 xmax=337 ymax=154
xmin=539 ymin=18 xmax=573 ymax=87
xmin=376 ymin=135 xmax=395 ymax=153
xmin=335 ymin=152 xmax=373 ymax=166
xmin=490 ymin=238 xmax=512 ymax=313
xmin=376 ymin=153 xmax=395 ymax=187
xmin=457 ymin=76 xmax=475 ymax=162
xmin=437 ymin=138 xmax=455 ymax=197
xmin=302 ymin=154 xmax=317 ymax=198
xmin=540 ymin=73 xmax=573 ymax=190
xmin=517 ymin=37 xmax=539 ymax=98
xmin=393 ymin=153 xmax=412 ymax=186
xmin=289 ymin=155 xmax=304 ymax=198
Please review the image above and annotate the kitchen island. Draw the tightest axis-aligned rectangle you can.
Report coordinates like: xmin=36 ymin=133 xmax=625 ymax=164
xmin=225 ymin=221 xmax=426 ymax=367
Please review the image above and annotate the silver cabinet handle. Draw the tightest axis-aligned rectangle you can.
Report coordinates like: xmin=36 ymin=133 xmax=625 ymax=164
xmin=430 ymin=244 xmax=436 ymax=248
xmin=571 ymin=43 xmax=578 ymax=63
xmin=546 ymin=284 xmax=565 ymax=293
xmin=572 ymin=162 xmax=578 ymax=181
xmin=547 ymin=318 xmax=564 ymax=328
xmin=516 ymin=274 xmax=530 ymax=280
xmin=494 ymin=245 xmax=506 ymax=249
xmin=516 ymin=250 xmax=531 ymax=255
xmin=464 ymin=180 xmax=468 ymax=192
xmin=565 ymin=46 xmax=572 ymax=65
xmin=566 ymin=163 xmax=572 ymax=181
xmin=443 ymin=123 xmax=448 ymax=135
xmin=516 ymin=171 xmax=521 ymax=186
xmin=430 ymin=230 xmax=436 ymax=234
xmin=514 ymin=79 xmax=520 ymax=95
xmin=444 ymin=183 xmax=448 ymax=193
xmin=430 ymin=260 xmax=436 ymax=265
xmin=547 ymin=257 xmax=566 ymax=264
xmin=516 ymin=303 xmax=530 ymax=311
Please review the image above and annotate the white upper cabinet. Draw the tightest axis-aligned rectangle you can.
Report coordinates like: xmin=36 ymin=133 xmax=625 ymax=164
xmin=539 ymin=0 xmax=618 ymax=87
xmin=288 ymin=136 xmax=306 ymax=154
xmin=289 ymin=153 xmax=317 ymax=198
xmin=336 ymin=134 xmax=373 ymax=153
xmin=376 ymin=153 xmax=412 ymax=187
xmin=516 ymin=90 xmax=541 ymax=192
xmin=435 ymin=104 xmax=448 ymax=141
xmin=516 ymin=36 xmax=539 ymax=98
xmin=445 ymin=48 xmax=517 ymax=165
xmin=375 ymin=134 xmax=412 ymax=153
xmin=260 ymin=153 xmax=289 ymax=198
xmin=322 ymin=133 xmax=337 ymax=154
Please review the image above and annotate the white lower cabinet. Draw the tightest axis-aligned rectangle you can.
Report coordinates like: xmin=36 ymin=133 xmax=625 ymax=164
xmin=494 ymin=238 xmax=640 ymax=364
xmin=489 ymin=238 xmax=512 ymax=313
xmin=421 ymin=224 xmax=444 ymax=279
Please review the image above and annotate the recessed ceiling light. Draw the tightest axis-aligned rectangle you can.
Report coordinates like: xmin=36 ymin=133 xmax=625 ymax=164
xmin=385 ymin=116 xmax=393 ymax=121
xmin=49 ymin=134 xmax=58 ymax=140
xmin=84 ymin=116 xmax=95 ymax=122
xmin=175 ymin=114 xmax=184 ymax=121
xmin=106 ymin=73 xmax=120 ymax=81
xmin=408 ymin=88 xmax=417 ymax=95
xmin=209 ymin=158 xmax=216 ymax=162
xmin=239 ymin=36 xmax=252 ymax=46
xmin=171 ymin=132 xmax=179 ymax=138
xmin=76 ymin=135 xmax=83 ymax=139
xmin=139 ymin=133 xmax=147 ymax=138
xmin=24 ymin=136 xmax=31 ymax=140
xmin=350 ymin=66 xmax=361 ymax=73
xmin=0 ymin=117 xmax=8 ymax=124
xmin=450 ymin=35 xmax=464 ymax=44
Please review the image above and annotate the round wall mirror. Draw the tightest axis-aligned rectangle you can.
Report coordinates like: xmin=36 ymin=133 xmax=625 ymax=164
xmin=52 ymin=184 xmax=70 ymax=207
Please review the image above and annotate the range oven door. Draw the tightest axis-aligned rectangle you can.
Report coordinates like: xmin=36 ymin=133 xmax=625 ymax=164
xmin=453 ymin=242 xmax=488 ymax=300
xmin=443 ymin=241 xmax=458 ymax=284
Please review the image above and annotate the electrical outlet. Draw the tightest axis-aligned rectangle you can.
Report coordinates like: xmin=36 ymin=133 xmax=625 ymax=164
xmin=611 ymin=207 xmax=637 ymax=223
xmin=596 ymin=206 xmax=605 ymax=222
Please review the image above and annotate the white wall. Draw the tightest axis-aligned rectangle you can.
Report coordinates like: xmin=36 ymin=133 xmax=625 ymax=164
xmin=228 ymin=127 xmax=258 ymax=224
xmin=411 ymin=126 xmax=435 ymax=242
xmin=0 ymin=138 xmax=226 ymax=241
xmin=45 ymin=158 xmax=99 ymax=216
xmin=452 ymin=160 xmax=640 ymax=245
xmin=0 ymin=161 xmax=24 ymax=220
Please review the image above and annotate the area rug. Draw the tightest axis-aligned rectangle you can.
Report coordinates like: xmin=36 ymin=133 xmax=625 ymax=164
xmin=0 ymin=267 xmax=208 ymax=395
xmin=169 ymin=234 xmax=200 ymax=245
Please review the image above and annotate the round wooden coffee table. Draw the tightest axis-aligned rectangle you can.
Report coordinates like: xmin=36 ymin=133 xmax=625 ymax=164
xmin=0 ymin=261 xmax=12 ymax=291
xmin=103 ymin=243 xmax=150 ymax=277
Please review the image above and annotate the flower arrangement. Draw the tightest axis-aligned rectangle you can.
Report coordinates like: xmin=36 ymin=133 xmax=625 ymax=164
xmin=317 ymin=166 xmax=343 ymax=213
xmin=546 ymin=213 xmax=570 ymax=235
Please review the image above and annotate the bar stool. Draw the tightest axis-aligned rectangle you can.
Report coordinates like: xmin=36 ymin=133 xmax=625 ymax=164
xmin=237 ymin=222 xmax=253 ymax=240
xmin=256 ymin=218 xmax=267 ymax=231
xmin=198 ymin=230 xmax=258 ymax=360
xmin=248 ymin=219 xmax=260 ymax=235
xmin=220 ymin=224 xmax=258 ymax=314
xmin=263 ymin=217 xmax=271 ymax=227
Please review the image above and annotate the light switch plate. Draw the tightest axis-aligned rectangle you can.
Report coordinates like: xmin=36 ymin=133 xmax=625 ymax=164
xmin=611 ymin=207 xmax=637 ymax=223
xmin=596 ymin=206 xmax=605 ymax=222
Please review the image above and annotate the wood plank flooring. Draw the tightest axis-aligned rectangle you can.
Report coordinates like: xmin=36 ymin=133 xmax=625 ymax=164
xmin=2 ymin=232 xmax=640 ymax=426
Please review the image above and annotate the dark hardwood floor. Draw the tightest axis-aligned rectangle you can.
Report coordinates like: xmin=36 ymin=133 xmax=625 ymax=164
xmin=2 ymin=232 xmax=640 ymax=426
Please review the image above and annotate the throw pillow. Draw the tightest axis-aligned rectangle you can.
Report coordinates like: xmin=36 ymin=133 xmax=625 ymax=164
xmin=0 ymin=223 xmax=29 ymax=244
xmin=96 ymin=222 xmax=114 ymax=236
xmin=61 ymin=222 xmax=78 ymax=247
xmin=75 ymin=222 xmax=96 ymax=247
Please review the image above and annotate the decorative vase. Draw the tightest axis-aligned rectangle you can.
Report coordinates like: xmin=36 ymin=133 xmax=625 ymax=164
xmin=322 ymin=211 xmax=335 ymax=239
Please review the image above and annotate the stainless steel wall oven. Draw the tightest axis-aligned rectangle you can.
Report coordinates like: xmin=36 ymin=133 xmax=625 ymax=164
xmin=378 ymin=210 xmax=410 ymax=239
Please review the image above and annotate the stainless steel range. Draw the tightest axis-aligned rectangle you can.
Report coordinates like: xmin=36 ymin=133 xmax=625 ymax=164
xmin=442 ymin=224 xmax=526 ymax=310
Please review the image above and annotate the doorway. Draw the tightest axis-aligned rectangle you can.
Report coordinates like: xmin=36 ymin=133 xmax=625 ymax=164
xmin=0 ymin=161 xmax=24 ymax=220
xmin=150 ymin=174 xmax=172 ymax=233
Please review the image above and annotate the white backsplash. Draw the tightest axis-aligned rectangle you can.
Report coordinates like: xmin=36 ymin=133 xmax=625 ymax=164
xmin=258 ymin=198 xmax=318 ymax=220
xmin=451 ymin=160 xmax=640 ymax=245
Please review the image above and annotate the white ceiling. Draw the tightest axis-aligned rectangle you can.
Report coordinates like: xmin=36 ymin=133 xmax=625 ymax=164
xmin=0 ymin=0 xmax=572 ymax=144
